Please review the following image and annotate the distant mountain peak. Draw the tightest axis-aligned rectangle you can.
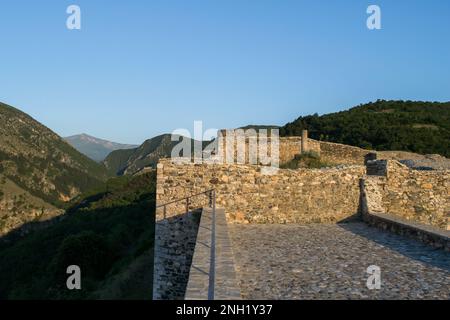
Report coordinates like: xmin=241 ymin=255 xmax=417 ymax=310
xmin=65 ymin=134 xmax=138 ymax=162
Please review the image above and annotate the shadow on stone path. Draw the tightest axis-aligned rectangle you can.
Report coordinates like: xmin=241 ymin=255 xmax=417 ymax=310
xmin=338 ymin=223 xmax=450 ymax=272
xmin=228 ymin=222 xmax=450 ymax=300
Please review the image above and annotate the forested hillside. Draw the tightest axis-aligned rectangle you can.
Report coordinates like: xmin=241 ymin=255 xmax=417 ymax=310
xmin=104 ymin=134 xmax=207 ymax=176
xmin=280 ymin=100 xmax=450 ymax=157
xmin=0 ymin=172 xmax=156 ymax=300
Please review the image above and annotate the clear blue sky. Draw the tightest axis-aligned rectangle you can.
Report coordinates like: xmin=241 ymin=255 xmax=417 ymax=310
xmin=0 ymin=0 xmax=449 ymax=144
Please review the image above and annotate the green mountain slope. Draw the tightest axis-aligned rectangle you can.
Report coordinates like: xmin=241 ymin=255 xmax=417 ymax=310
xmin=104 ymin=134 xmax=203 ymax=176
xmin=0 ymin=102 xmax=109 ymax=231
xmin=0 ymin=172 xmax=156 ymax=300
xmin=103 ymin=148 xmax=138 ymax=176
xmin=65 ymin=134 xmax=138 ymax=162
xmin=280 ymin=100 xmax=450 ymax=157
xmin=0 ymin=176 xmax=63 ymax=235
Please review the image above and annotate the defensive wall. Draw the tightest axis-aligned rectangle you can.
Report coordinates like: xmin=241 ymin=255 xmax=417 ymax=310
xmin=153 ymin=133 xmax=450 ymax=300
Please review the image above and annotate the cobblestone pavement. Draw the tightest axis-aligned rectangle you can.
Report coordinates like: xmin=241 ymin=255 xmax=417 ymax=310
xmin=228 ymin=222 xmax=450 ymax=300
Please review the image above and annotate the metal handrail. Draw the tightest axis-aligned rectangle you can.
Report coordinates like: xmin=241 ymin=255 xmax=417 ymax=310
xmin=156 ymin=189 xmax=215 ymax=220
xmin=156 ymin=188 xmax=217 ymax=300
xmin=208 ymin=189 xmax=216 ymax=300
xmin=156 ymin=189 xmax=215 ymax=208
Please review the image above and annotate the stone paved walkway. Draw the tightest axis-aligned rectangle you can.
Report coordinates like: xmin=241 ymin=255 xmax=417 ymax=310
xmin=228 ymin=222 xmax=450 ymax=300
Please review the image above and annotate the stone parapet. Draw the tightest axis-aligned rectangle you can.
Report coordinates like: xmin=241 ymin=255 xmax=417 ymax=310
xmin=185 ymin=207 xmax=241 ymax=300
xmin=319 ymin=141 xmax=371 ymax=165
xmin=362 ymin=211 xmax=450 ymax=251
xmin=157 ymin=159 xmax=365 ymax=224
xmin=362 ymin=160 xmax=450 ymax=229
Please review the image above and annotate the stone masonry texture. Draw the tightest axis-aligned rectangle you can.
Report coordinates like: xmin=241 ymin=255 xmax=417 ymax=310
xmin=154 ymin=135 xmax=450 ymax=300
xmin=363 ymin=160 xmax=450 ymax=229
xmin=157 ymin=159 xmax=365 ymax=224
xmin=152 ymin=211 xmax=201 ymax=300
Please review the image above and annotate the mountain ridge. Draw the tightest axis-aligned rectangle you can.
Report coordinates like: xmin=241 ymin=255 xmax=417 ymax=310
xmin=103 ymin=134 xmax=179 ymax=176
xmin=103 ymin=134 xmax=209 ymax=176
xmin=0 ymin=102 xmax=109 ymax=235
xmin=65 ymin=133 xmax=138 ymax=162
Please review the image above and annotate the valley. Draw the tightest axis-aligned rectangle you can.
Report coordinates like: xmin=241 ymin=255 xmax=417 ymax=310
xmin=0 ymin=102 xmax=110 ymax=235
xmin=0 ymin=172 xmax=156 ymax=299
xmin=0 ymin=99 xmax=449 ymax=300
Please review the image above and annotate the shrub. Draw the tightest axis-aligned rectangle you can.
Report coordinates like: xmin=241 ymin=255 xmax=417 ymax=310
xmin=282 ymin=152 xmax=333 ymax=169
xmin=51 ymin=231 xmax=117 ymax=281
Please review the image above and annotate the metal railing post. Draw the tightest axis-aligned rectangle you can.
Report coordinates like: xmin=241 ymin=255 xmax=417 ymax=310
xmin=209 ymin=190 xmax=213 ymax=207
xmin=186 ymin=197 xmax=190 ymax=213
xmin=208 ymin=190 xmax=216 ymax=300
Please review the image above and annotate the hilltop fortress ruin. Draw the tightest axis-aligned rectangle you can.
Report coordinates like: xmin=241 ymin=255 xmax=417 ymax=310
xmin=153 ymin=131 xmax=450 ymax=300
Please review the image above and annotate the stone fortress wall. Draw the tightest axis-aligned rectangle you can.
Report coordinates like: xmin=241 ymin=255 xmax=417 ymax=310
xmin=153 ymin=131 xmax=450 ymax=299
xmin=157 ymin=130 xmax=449 ymax=229
xmin=157 ymin=158 xmax=449 ymax=229
xmin=319 ymin=141 xmax=368 ymax=165
xmin=215 ymin=129 xmax=366 ymax=165
xmin=156 ymin=160 xmax=365 ymax=224
xmin=152 ymin=210 xmax=200 ymax=300
xmin=363 ymin=160 xmax=450 ymax=229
